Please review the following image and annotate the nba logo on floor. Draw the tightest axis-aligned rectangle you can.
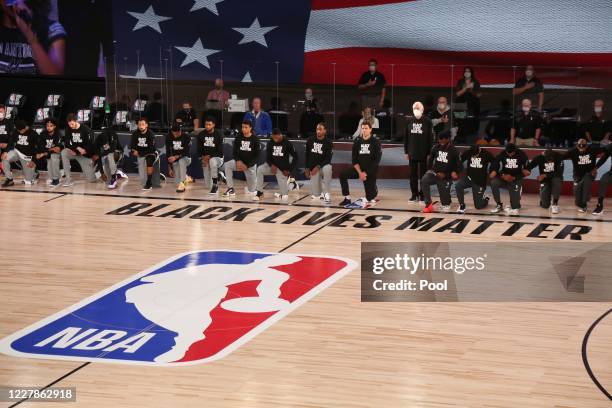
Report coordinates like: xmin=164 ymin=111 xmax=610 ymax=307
xmin=0 ymin=251 xmax=356 ymax=366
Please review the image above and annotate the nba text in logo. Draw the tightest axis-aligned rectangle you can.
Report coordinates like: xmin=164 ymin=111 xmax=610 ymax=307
xmin=0 ymin=251 xmax=355 ymax=366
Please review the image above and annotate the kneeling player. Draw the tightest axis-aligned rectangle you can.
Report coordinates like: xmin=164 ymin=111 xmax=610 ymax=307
xmin=166 ymin=124 xmax=192 ymax=193
xmin=198 ymin=116 xmax=225 ymax=194
xmin=593 ymin=143 xmax=611 ymax=215
xmin=223 ymin=120 xmax=260 ymax=197
xmin=421 ymin=131 xmax=461 ymax=213
xmin=35 ymin=118 xmax=61 ymax=187
xmin=254 ymin=128 xmax=298 ymax=201
xmin=305 ymin=122 xmax=333 ymax=204
xmin=61 ymin=113 xmax=96 ymax=186
xmin=562 ymin=139 xmax=604 ymax=213
xmin=93 ymin=126 xmax=122 ymax=189
xmin=339 ymin=121 xmax=381 ymax=208
xmin=490 ymin=143 xmax=529 ymax=215
xmin=1 ymin=120 xmax=38 ymax=186
xmin=130 ymin=117 xmax=160 ymax=191
xmin=525 ymin=148 xmax=563 ymax=214
xmin=455 ymin=144 xmax=493 ymax=213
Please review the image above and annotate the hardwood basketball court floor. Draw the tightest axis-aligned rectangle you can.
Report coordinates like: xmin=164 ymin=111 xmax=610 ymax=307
xmin=0 ymin=176 xmax=610 ymax=407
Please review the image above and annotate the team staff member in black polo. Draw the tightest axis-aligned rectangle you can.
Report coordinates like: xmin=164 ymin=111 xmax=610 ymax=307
xmin=405 ymin=101 xmax=434 ymax=202
xmin=513 ymin=65 xmax=544 ymax=111
xmin=584 ymin=99 xmax=610 ymax=144
xmin=357 ymin=58 xmax=386 ymax=110
xmin=525 ymin=149 xmax=564 ymax=214
xmin=562 ymin=138 xmax=604 ymax=212
xmin=593 ymin=143 xmax=611 ymax=215
xmin=511 ymin=99 xmax=541 ymax=147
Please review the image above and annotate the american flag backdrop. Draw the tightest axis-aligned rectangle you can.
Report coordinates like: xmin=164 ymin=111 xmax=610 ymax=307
xmin=112 ymin=0 xmax=612 ymax=87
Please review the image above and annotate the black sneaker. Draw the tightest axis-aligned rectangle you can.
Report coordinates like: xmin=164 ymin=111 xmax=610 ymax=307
xmin=253 ymin=191 xmax=264 ymax=201
xmin=142 ymin=180 xmax=152 ymax=191
xmin=339 ymin=197 xmax=351 ymax=206
xmin=592 ymin=203 xmax=603 ymax=216
xmin=51 ymin=179 xmax=60 ymax=187
xmin=2 ymin=178 xmax=14 ymax=187
xmin=222 ymin=187 xmax=235 ymax=197
xmin=491 ymin=203 xmax=503 ymax=214
xmin=408 ymin=195 xmax=419 ymax=202
xmin=457 ymin=204 xmax=466 ymax=214
xmin=209 ymin=184 xmax=219 ymax=194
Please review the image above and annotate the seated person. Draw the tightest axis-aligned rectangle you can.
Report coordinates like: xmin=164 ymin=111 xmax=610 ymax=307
xmin=175 ymin=101 xmax=199 ymax=129
xmin=584 ymin=99 xmax=610 ymax=144
xmin=353 ymin=106 xmax=379 ymax=139
xmin=243 ymin=97 xmax=272 ymax=137
xmin=428 ymin=96 xmax=451 ymax=136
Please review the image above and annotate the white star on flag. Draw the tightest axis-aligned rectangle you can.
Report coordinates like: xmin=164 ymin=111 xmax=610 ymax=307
xmin=232 ymin=18 xmax=278 ymax=47
xmin=190 ymin=0 xmax=224 ymax=15
xmin=241 ymin=71 xmax=253 ymax=83
xmin=175 ymin=38 xmax=221 ymax=68
xmin=127 ymin=5 xmax=171 ymax=34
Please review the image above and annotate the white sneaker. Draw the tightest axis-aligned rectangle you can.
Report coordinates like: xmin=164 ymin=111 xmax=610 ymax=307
xmin=274 ymin=193 xmax=289 ymax=200
xmin=311 ymin=195 xmax=319 ymax=200
xmin=116 ymin=169 xmax=128 ymax=179
xmin=62 ymin=180 xmax=74 ymax=187
xmin=550 ymin=205 xmax=559 ymax=214
xmin=323 ymin=193 xmax=331 ymax=204
xmin=22 ymin=179 xmax=36 ymax=185
xmin=577 ymin=207 xmax=587 ymax=213
xmin=508 ymin=208 xmax=519 ymax=216
xmin=440 ymin=205 xmax=451 ymax=213
xmin=46 ymin=179 xmax=53 ymax=185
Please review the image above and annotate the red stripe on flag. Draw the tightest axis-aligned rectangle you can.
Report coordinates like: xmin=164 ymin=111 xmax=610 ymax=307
xmin=311 ymin=0 xmax=415 ymax=10
xmin=303 ymin=48 xmax=612 ymax=87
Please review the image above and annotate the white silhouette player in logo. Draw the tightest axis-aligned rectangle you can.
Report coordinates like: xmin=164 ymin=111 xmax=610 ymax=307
xmin=125 ymin=254 xmax=300 ymax=363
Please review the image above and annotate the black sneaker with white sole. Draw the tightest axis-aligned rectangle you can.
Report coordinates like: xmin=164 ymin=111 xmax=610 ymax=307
xmin=592 ymin=203 xmax=603 ymax=215
xmin=408 ymin=195 xmax=419 ymax=202
xmin=209 ymin=184 xmax=218 ymax=194
xmin=491 ymin=203 xmax=503 ymax=214
xmin=222 ymin=187 xmax=235 ymax=197
xmin=2 ymin=178 xmax=14 ymax=187
xmin=457 ymin=204 xmax=466 ymax=214
xmin=142 ymin=180 xmax=152 ymax=191
xmin=339 ymin=198 xmax=351 ymax=206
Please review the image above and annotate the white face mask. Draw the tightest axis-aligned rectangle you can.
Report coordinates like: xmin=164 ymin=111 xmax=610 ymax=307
xmin=413 ymin=109 xmax=423 ymax=119
xmin=594 ymin=106 xmax=603 ymax=114
xmin=305 ymin=92 xmax=313 ymax=100
xmin=522 ymin=106 xmax=531 ymax=113
xmin=438 ymin=103 xmax=446 ymax=111
xmin=0 ymin=113 xmax=4 ymax=120
xmin=464 ymin=72 xmax=471 ymax=79
xmin=525 ymin=70 xmax=533 ymax=78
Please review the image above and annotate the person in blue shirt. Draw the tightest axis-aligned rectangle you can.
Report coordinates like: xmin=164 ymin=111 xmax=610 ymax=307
xmin=243 ymin=97 xmax=272 ymax=136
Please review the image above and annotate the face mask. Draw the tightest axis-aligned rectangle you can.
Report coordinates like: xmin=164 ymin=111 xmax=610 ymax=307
xmin=0 ymin=113 xmax=4 ymax=120
xmin=305 ymin=92 xmax=313 ymax=100
xmin=438 ymin=103 xmax=446 ymax=111
xmin=594 ymin=107 xmax=603 ymax=114
xmin=525 ymin=70 xmax=533 ymax=78
xmin=413 ymin=109 xmax=423 ymax=119
xmin=464 ymin=72 xmax=471 ymax=79
xmin=522 ymin=106 xmax=530 ymax=113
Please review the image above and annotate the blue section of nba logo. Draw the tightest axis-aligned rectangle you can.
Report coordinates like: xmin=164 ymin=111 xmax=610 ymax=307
xmin=9 ymin=251 xmax=272 ymax=363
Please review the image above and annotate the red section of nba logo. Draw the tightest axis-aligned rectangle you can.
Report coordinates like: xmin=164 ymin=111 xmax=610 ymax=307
xmin=179 ymin=256 xmax=347 ymax=362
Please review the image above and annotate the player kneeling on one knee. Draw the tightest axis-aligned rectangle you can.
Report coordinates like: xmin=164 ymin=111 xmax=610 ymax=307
xmin=421 ymin=131 xmax=461 ymax=213
xmin=562 ymin=138 xmax=604 ymax=213
xmin=198 ymin=116 xmax=224 ymax=194
xmin=592 ymin=143 xmax=611 ymax=215
xmin=339 ymin=120 xmax=381 ymax=209
xmin=254 ymin=128 xmax=298 ymax=201
xmin=223 ymin=120 xmax=260 ymax=197
xmin=35 ymin=118 xmax=61 ymax=187
xmin=525 ymin=148 xmax=563 ymax=214
xmin=1 ymin=120 xmax=38 ymax=187
xmin=305 ymin=122 xmax=333 ymax=204
xmin=489 ymin=143 xmax=529 ymax=216
xmin=130 ymin=117 xmax=160 ymax=191
xmin=166 ymin=124 xmax=192 ymax=193
xmin=61 ymin=113 xmax=96 ymax=187
xmin=92 ymin=126 xmax=122 ymax=189
xmin=455 ymin=144 xmax=494 ymax=214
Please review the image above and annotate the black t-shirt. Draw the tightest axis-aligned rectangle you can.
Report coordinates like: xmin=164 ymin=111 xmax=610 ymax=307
xmin=358 ymin=71 xmax=386 ymax=96
xmin=461 ymin=149 xmax=495 ymax=187
xmin=513 ymin=112 xmax=542 ymax=139
xmin=404 ymin=117 xmax=434 ymax=160
xmin=13 ymin=129 xmax=38 ymax=158
xmin=563 ymin=145 xmax=604 ymax=178
xmin=428 ymin=144 xmax=461 ymax=177
xmin=0 ymin=21 xmax=66 ymax=74
xmin=232 ymin=134 xmax=260 ymax=167
xmin=0 ymin=118 xmax=15 ymax=148
xmin=514 ymin=76 xmax=544 ymax=95
xmin=64 ymin=125 xmax=93 ymax=156
xmin=494 ymin=149 xmax=529 ymax=179
xmin=266 ymin=137 xmax=298 ymax=171
xmin=198 ymin=129 xmax=224 ymax=158
xmin=352 ymin=136 xmax=382 ymax=174
xmin=526 ymin=151 xmax=564 ymax=180
xmin=95 ymin=128 xmax=121 ymax=154
xmin=130 ymin=129 xmax=157 ymax=156
xmin=584 ymin=115 xmax=610 ymax=142
xmin=305 ymin=135 xmax=333 ymax=169
xmin=37 ymin=130 xmax=61 ymax=155
xmin=165 ymin=133 xmax=192 ymax=158
xmin=175 ymin=109 xmax=197 ymax=128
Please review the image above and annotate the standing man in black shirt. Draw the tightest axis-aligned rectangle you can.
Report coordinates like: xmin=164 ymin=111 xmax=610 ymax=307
xmin=421 ymin=131 xmax=461 ymax=213
xmin=305 ymin=122 xmax=333 ymax=204
xmin=1 ymin=120 xmax=37 ymax=186
xmin=198 ymin=116 xmax=225 ymax=194
xmin=584 ymin=99 xmax=610 ymax=144
xmin=130 ymin=117 xmax=160 ymax=191
xmin=455 ymin=144 xmax=494 ymax=213
xmin=61 ymin=113 xmax=96 ymax=187
xmin=562 ymin=138 xmax=604 ymax=212
xmin=511 ymin=99 xmax=541 ymax=147
xmin=223 ymin=120 xmax=260 ymax=197
xmin=35 ymin=118 xmax=61 ymax=187
xmin=525 ymin=149 xmax=564 ymax=214
xmin=490 ymin=143 xmax=530 ymax=215
xmin=254 ymin=128 xmax=298 ymax=201
xmin=339 ymin=121 xmax=381 ymax=209
xmin=92 ymin=126 xmax=122 ymax=189
xmin=166 ymin=124 xmax=192 ymax=193
xmin=357 ymin=58 xmax=386 ymax=110
xmin=593 ymin=143 xmax=611 ymax=215
xmin=405 ymin=101 xmax=434 ymax=202
xmin=513 ymin=65 xmax=544 ymax=112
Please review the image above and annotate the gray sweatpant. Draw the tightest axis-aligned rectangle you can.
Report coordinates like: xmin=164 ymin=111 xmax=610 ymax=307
xmin=224 ymin=160 xmax=256 ymax=191
xmin=61 ymin=149 xmax=96 ymax=183
xmin=102 ymin=153 xmax=117 ymax=180
xmin=203 ymin=156 xmax=224 ymax=188
xmin=491 ymin=177 xmax=523 ymax=210
xmin=47 ymin=153 xmax=61 ymax=181
xmin=2 ymin=149 xmax=36 ymax=181
xmin=539 ymin=176 xmax=561 ymax=208
xmin=256 ymin=163 xmax=290 ymax=195
xmin=455 ymin=176 xmax=488 ymax=209
xmin=598 ymin=171 xmax=610 ymax=200
xmin=309 ymin=164 xmax=332 ymax=196
xmin=171 ymin=157 xmax=191 ymax=185
xmin=573 ymin=174 xmax=593 ymax=207
xmin=137 ymin=156 xmax=161 ymax=187
xmin=421 ymin=171 xmax=452 ymax=206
